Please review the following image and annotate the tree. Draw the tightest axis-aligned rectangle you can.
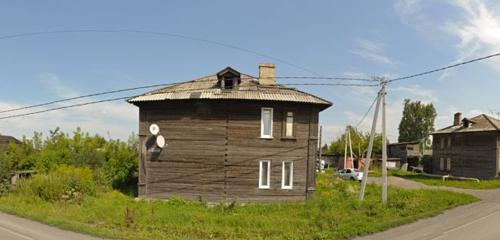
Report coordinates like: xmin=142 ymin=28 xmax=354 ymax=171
xmin=398 ymin=99 xmax=437 ymax=143
xmin=325 ymin=126 xmax=383 ymax=158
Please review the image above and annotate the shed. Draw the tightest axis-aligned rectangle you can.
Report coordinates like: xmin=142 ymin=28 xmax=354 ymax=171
xmin=387 ymin=141 xmax=421 ymax=167
xmin=128 ymin=64 xmax=332 ymax=202
xmin=0 ymin=135 xmax=21 ymax=151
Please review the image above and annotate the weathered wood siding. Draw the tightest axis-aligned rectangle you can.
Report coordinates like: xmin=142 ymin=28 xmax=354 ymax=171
xmin=432 ymin=132 xmax=499 ymax=179
xmin=136 ymin=100 xmax=320 ymax=202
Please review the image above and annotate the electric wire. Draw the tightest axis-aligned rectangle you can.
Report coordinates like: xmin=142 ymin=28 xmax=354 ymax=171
xmin=354 ymin=94 xmax=379 ymax=129
xmin=0 ymin=82 xmax=377 ymax=120
xmin=0 ymin=29 xmax=326 ymax=76
xmin=388 ymin=52 xmax=500 ymax=83
xmin=0 ymin=77 xmax=375 ymax=114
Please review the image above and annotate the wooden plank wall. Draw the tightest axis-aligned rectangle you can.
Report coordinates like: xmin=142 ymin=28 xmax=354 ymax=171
xmin=136 ymin=100 xmax=321 ymax=202
xmin=432 ymin=133 xmax=499 ymax=179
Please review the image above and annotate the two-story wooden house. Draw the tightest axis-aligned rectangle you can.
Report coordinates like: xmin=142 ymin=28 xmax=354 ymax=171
xmin=128 ymin=64 xmax=331 ymax=202
xmin=431 ymin=113 xmax=500 ymax=179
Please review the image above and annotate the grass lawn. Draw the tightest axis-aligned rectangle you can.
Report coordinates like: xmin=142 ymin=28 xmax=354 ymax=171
xmin=392 ymin=170 xmax=500 ymax=189
xmin=0 ymin=173 xmax=477 ymax=240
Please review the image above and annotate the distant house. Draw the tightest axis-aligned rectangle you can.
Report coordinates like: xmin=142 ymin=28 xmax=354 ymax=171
xmin=431 ymin=113 xmax=500 ymax=179
xmin=128 ymin=64 xmax=332 ymax=202
xmin=387 ymin=141 xmax=421 ymax=167
xmin=0 ymin=135 xmax=21 ymax=151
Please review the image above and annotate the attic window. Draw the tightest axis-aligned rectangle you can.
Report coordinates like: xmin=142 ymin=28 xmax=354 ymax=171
xmin=462 ymin=118 xmax=474 ymax=128
xmin=223 ymin=77 xmax=235 ymax=89
xmin=217 ymin=67 xmax=241 ymax=90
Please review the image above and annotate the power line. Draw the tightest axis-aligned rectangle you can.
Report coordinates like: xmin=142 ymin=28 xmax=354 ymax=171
xmin=0 ymin=82 xmax=173 ymax=114
xmin=355 ymin=94 xmax=379 ymax=129
xmin=0 ymin=82 xmax=377 ymax=120
xmin=0 ymin=96 xmax=129 ymax=120
xmin=0 ymin=77 xmax=375 ymax=114
xmin=388 ymin=52 xmax=500 ymax=83
xmin=0 ymin=29 xmax=325 ymax=76
xmin=284 ymin=83 xmax=378 ymax=87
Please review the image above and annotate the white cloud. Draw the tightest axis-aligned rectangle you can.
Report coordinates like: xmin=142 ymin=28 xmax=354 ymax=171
xmin=0 ymin=74 xmax=138 ymax=140
xmin=395 ymin=0 xmax=500 ymax=79
xmin=37 ymin=73 xmax=79 ymax=98
xmin=390 ymin=84 xmax=439 ymax=102
xmin=352 ymin=39 xmax=398 ymax=65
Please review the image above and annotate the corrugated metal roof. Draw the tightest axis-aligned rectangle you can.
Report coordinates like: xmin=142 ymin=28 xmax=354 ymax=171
xmin=128 ymin=72 xmax=332 ymax=106
xmin=432 ymin=114 xmax=500 ymax=134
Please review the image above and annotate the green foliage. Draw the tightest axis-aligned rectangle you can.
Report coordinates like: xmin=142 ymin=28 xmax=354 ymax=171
xmin=398 ymin=99 xmax=437 ymax=143
xmin=325 ymin=126 xmax=383 ymax=157
xmin=15 ymin=165 xmax=96 ymax=202
xmin=0 ymin=173 xmax=477 ymax=240
xmin=0 ymin=128 xmax=138 ymax=194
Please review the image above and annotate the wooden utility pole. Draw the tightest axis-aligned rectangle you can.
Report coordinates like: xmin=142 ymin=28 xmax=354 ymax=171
xmin=348 ymin=128 xmax=353 ymax=163
xmin=381 ymin=79 xmax=388 ymax=204
xmin=344 ymin=127 xmax=348 ymax=169
xmin=319 ymin=125 xmax=323 ymax=169
xmin=358 ymin=79 xmax=383 ymax=202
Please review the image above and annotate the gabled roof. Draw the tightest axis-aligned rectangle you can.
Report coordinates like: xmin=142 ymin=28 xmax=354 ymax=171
xmin=432 ymin=114 xmax=500 ymax=134
xmin=128 ymin=67 xmax=332 ymax=108
xmin=0 ymin=135 xmax=21 ymax=146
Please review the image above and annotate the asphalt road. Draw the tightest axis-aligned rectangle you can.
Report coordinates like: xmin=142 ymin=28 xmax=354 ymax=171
xmin=0 ymin=211 xmax=100 ymax=240
xmin=356 ymin=177 xmax=500 ymax=240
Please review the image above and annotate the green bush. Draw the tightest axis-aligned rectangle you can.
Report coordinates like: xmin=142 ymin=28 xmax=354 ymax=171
xmin=16 ymin=165 xmax=96 ymax=202
xmin=0 ymin=128 xmax=139 ymax=194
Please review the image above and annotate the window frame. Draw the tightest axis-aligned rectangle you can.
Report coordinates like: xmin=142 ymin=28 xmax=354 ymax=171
xmin=439 ymin=157 xmax=444 ymax=171
xmin=260 ymin=107 xmax=274 ymax=139
xmin=446 ymin=157 xmax=451 ymax=171
xmin=259 ymin=160 xmax=271 ymax=189
xmin=282 ymin=111 xmax=295 ymax=138
xmin=281 ymin=161 xmax=294 ymax=189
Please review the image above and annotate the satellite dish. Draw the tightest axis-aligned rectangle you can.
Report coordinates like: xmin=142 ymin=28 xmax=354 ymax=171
xmin=156 ymin=135 xmax=166 ymax=148
xmin=149 ymin=124 xmax=160 ymax=136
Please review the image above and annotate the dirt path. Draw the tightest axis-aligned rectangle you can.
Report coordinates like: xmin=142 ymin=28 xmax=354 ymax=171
xmin=0 ymin=212 xmax=101 ymax=240
xmin=356 ymin=176 xmax=500 ymax=240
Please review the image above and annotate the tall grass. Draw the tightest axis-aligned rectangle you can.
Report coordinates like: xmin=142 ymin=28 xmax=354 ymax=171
xmin=0 ymin=172 xmax=477 ymax=240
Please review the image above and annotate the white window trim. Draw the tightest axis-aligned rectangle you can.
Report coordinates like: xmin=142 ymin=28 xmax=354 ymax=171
xmin=281 ymin=161 xmax=294 ymax=189
xmin=260 ymin=107 xmax=273 ymax=138
xmin=259 ymin=160 xmax=271 ymax=189
xmin=285 ymin=111 xmax=294 ymax=137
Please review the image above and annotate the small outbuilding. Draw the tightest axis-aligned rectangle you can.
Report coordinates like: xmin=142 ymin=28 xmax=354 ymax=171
xmin=387 ymin=141 xmax=421 ymax=167
xmin=431 ymin=113 xmax=500 ymax=179
xmin=128 ymin=64 xmax=332 ymax=202
xmin=0 ymin=135 xmax=21 ymax=152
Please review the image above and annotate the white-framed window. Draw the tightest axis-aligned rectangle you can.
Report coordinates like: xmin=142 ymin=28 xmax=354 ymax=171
xmin=446 ymin=157 xmax=451 ymax=171
xmin=281 ymin=161 xmax=294 ymax=189
xmin=259 ymin=160 xmax=271 ymax=189
xmin=284 ymin=112 xmax=294 ymax=137
xmin=439 ymin=157 xmax=444 ymax=171
xmin=261 ymin=108 xmax=273 ymax=138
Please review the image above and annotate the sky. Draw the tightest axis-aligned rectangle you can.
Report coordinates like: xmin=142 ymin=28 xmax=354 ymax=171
xmin=0 ymin=0 xmax=500 ymax=143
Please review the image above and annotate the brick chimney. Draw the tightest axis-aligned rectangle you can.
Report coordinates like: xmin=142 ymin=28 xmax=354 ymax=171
xmin=454 ymin=112 xmax=462 ymax=126
xmin=259 ymin=63 xmax=276 ymax=85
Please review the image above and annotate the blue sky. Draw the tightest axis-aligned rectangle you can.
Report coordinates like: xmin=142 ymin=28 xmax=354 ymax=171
xmin=0 ymin=0 xmax=499 ymax=143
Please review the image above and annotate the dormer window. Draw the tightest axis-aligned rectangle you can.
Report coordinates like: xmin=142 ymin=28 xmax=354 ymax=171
xmin=462 ymin=118 xmax=475 ymax=128
xmin=217 ymin=66 xmax=241 ymax=91
xmin=223 ymin=77 xmax=235 ymax=89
